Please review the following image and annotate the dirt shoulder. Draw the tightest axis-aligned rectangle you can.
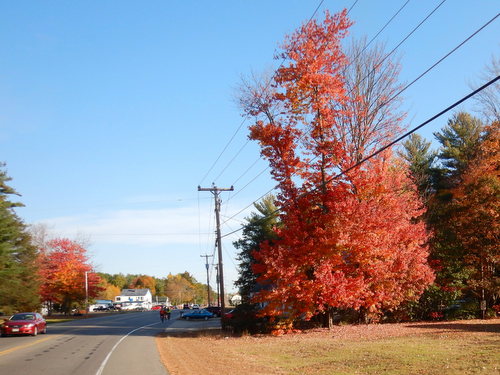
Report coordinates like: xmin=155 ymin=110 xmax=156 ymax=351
xmin=156 ymin=319 xmax=499 ymax=375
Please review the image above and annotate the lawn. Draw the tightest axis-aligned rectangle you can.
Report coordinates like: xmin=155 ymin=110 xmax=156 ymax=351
xmin=156 ymin=319 xmax=499 ymax=375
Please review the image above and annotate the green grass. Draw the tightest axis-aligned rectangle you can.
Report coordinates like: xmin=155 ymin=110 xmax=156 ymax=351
xmin=233 ymin=333 xmax=499 ymax=374
xmin=45 ymin=318 xmax=77 ymax=324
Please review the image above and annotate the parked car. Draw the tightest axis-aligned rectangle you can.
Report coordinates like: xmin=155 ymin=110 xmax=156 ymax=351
xmin=224 ymin=309 xmax=235 ymax=319
xmin=182 ymin=309 xmax=214 ymax=320
xmin=204 ymin=306 xmax=222 ymax=317
xmin=93 ymin=306 xmax=110 ymax=312
xmin=183 ymin=303 xmax=190 ymax=309
xmin=152 ymin=305 xmax=164 ymax=310
xmin=192 ymin=304 xmax=200 ymax=309
xmin=1 ymin=312 xmax=47 ymax=337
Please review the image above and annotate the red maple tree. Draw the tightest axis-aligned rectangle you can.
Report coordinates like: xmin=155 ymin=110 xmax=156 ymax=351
xmin=38 ymin=238 xmax=102 ymax=313
xmin=450 ymin=121 xmax=499 ymax=309
xmin=242 ymin=10 xmax=433 ymax=324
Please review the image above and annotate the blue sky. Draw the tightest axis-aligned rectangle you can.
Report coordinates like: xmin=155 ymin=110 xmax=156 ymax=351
xmin=1 ymin=1 xmax=498 ymax=293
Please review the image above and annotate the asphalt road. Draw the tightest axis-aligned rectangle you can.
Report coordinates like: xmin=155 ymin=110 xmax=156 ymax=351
xmin=0 ymin=310 xmax=184 ymax=375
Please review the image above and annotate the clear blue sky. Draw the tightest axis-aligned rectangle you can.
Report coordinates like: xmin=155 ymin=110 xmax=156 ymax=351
xmin=1 ymin=1 xmax=498 ymax=293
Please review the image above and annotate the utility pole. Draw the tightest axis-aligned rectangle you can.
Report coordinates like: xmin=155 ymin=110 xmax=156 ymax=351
xmin=198 ymin=184 xmax=233 ymax=321
xmin=85 ymin=271 xmax=89 ymax=316
xmin=200 ymin=254 xmax=213 ymax=306
xmin=215 ymin=263 xmax=220 ymax=307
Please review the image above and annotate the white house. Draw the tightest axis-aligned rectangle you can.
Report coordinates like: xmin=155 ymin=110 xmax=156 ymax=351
xmin=115 ymin=289 xmax=153 ymax=310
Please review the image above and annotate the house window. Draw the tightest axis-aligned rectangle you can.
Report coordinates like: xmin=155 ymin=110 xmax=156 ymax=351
xmin=116 ymin=297 xmax=121 ymax=301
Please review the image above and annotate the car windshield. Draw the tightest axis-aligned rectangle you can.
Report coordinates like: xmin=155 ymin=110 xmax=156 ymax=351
xmin=11 ymin=314 xmax=35 ymax=321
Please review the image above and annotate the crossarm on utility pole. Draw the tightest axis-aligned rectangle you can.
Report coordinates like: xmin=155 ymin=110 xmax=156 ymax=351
xmin=198 ymin=184 xmax=234 ymax=324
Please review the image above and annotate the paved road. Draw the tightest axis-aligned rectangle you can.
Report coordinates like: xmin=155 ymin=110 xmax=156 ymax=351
xmin=0 ymin=310 xmax=184 ymax=375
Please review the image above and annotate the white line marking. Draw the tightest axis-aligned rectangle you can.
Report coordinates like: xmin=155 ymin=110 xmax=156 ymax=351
xmin=95 ymin=322 xmax=160 ymax=375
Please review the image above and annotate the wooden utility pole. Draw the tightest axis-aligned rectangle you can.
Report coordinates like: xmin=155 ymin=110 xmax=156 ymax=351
xmin=198 ymin=184 xmax=233 ymax=320
xmin=200 ymin=254 xmax=213 ymax=306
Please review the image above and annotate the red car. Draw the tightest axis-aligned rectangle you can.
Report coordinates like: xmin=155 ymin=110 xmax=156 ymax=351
xmin=1 ymin=312 xmax=47 ymax=337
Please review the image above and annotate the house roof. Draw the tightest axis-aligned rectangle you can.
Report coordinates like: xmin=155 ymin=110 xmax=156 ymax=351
xmin=119 ymin=289 xmax=151 ymax=296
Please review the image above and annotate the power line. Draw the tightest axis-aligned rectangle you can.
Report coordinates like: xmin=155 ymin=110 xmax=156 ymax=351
xmin=198 ymin=0 xmax=327 ymax=186
xmin=347 ymin=0 xmax=447 ymax=99
xmin=226 ymin=165 xmax=270 ymax=203
xmin=223 ymin=1 xmax=451 ymax=221
xmin=221 ymin=74 xmax=500 ymax=239
xmin=344 ymin=11 xmax=500 ymax=144
xmin=347 ymin=0 xmax=359 ymax=15
xmin=224 ymin=0 xmax=429 ymax=195
xmin=349 ymin=0 xmax=411 ymax=67
xmin=231 ymin=155 xmax=262 ymax=186
xmin=207 ymin=0 xmax=452 ymax=214
xmin=213 ymin=139 xmax=251 ymax=183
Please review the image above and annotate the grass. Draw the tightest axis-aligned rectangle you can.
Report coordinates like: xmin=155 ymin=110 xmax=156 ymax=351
xmin=157 ymin=320 xmax=500 ymax=375
xmin=249 ymin=335 xmax=499 ymax=374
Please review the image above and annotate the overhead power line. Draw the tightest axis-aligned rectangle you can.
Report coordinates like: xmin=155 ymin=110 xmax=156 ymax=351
xmin=225 ymin=4 xmax=496 ymax=213
xmin=221 ymin=74 xmax=500 ymax=239
xmin=226 ymin=0 xmax=437 ymax=193
xmin=352 ymin=0 xmax=411 ymax=62
xmin=198 ymin=0 xmax=327 ymax=186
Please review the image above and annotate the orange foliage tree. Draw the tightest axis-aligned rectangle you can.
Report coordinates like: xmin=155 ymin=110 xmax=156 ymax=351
xmin=450 ymin=122 xmax=499 ymax=309
xmin=242 ymin=10 xmax=433 ymax=324
xmin=38 ymin=238 xmax=102 ymax=313
xmin=128 ymin=275 xmax=157 ymax=295
xmin=97 ymin=279 xmax=121 ymax=301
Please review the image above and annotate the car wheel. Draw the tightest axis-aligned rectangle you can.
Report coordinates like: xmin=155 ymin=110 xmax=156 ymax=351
xmin=185 ymin=316 xmax=190 ymax=320
xmin=32 ymin=327 xmax=38 ymax=336
xmin=204 ymin=316 xmax=208 ymax=321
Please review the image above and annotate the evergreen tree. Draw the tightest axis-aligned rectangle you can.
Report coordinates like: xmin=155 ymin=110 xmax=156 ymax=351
xmin=433 ymin=112 xmax=484 ymax=188
xmin=233 ymin=195 xmax=280 ymax=303
xmin=0 ymin=163 xmax=40 ymax=314
xmin=400 ymin=133 xmax=437 ymax=201
xmin=431 ymin=112 xmax=486 ymax=289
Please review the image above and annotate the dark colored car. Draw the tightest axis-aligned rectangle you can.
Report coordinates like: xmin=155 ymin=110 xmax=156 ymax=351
xmin=204 ymin=306 xmax=222 ymax=317
xmin=181 ymin=309 xmax=214 ymax=320
xmin=1 ymin=312 xmax=47 ymax=336
xmin=93 ymin=306 xmax=110 ymax=312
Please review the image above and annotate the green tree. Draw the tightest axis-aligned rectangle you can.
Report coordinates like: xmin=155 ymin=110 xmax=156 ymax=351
xmin=434 ymin=112 xmax=484 ymax=187
xmin=0 ymin=163 xmax=40 ymax=314
xmin=154 ymin=277 xmax=166 ymax=296
xmin=110 ymin=273 xmax=128 ymax=289
xmin=400 ymin=133 xmax=437 ymax=201
xmin=403 ymin=113 xmax=489 ymax=319
xmin=233 ymin=195 xmax=280 ymax=303
xmin=431 ymin=112 xmax=486 ymax=289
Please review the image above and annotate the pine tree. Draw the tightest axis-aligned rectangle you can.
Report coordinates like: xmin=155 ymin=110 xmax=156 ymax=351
xmin=233 ymin=195 xmax=280 ymax=302
xmin=400 ymin=133 xmax=437 ymax=201
xmin=0 ymin=163 xmax=40 ymax=314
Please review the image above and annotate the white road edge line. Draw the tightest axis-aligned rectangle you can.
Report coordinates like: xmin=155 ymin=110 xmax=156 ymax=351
xmin=95 ymin=322 xmax=160 ymax=375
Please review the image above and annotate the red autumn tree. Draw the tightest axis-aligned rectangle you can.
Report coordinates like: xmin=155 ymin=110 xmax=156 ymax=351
xmin=38 ymin=238 xmax=102 ymax=314
xmin=450 ymin=121 xmax=499 ymax=310
xmin=241 ymin=10 xmax=433 ymax=325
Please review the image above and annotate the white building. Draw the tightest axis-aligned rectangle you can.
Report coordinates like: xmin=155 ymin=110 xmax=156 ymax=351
xmin=115 ymin=289 xmax=153 ymax=310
